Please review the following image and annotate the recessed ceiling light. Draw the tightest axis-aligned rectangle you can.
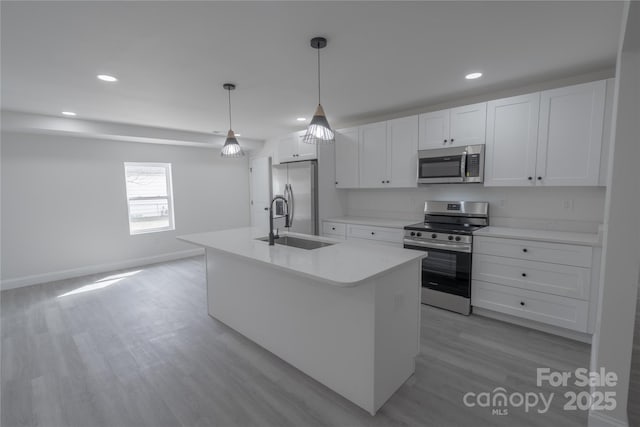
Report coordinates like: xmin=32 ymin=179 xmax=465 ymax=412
xmin=296 ymin=117 xmax=306 ymax=122
xmin=97 ymin=74 xmax=118 ymax=82
xmin=61 ymin=111 xmax=77 ymax=116
xmin=465 ymin=72 xmax=483 ymax=80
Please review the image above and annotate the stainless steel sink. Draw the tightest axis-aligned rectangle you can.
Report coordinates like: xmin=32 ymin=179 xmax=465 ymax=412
xmin=256 ymin=235 xmax=335 ymax=250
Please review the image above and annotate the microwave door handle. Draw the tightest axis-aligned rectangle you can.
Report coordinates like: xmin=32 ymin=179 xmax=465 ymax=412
xmin=460 ymin=152 xmax=467 ymax=180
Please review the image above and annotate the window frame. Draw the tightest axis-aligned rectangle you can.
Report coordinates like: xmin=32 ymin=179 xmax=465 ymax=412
xmin=124 ymin=162 xmax=175 ymax=235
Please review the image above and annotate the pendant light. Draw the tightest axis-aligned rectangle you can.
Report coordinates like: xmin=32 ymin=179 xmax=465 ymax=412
xmin=221 ymin=83 xmax=245 ymax=157
xmin=303 ymin=37 xmax=335 ymax=144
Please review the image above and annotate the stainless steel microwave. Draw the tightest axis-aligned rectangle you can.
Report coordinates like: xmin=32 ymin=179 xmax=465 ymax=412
xmin=417 ymin=144 xmax=485 ymax=184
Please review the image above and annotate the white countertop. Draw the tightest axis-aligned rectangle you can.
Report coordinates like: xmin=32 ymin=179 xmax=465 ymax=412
xmin=474 ymin=226 xmax=601 ymax=246
xmin=323 ymin=216 xmax=419 ymax=229
xmin=178 ymin=227 xmax=425 ymax=287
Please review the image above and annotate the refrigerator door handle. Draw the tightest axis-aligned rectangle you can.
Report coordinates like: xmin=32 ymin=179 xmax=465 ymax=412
xmin=283 ymin=184 xmax=290 ymax=225
xmin=287 ymin=183 xmax=294 ymax=227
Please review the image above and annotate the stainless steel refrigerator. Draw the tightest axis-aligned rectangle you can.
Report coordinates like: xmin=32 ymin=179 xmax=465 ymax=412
xmin=272 ymin=160 xmax=318 ymax=235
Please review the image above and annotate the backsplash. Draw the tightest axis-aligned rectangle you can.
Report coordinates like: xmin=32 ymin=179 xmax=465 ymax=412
xmin=346 ymin=185 xmax=606 ymax=233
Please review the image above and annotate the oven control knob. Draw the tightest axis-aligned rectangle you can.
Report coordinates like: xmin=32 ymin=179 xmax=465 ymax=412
xmin=431 ymin=233 xmax=437 ymax=239
xmin=448 ymin=235 xmax=454 ymax=241
xmin=410 ymin=232 xmax=415 ymax=237
xmin=455 ymin=236 xmax=461 ymax=241
xmin=416 ymin=232 xmax=422 ymax=237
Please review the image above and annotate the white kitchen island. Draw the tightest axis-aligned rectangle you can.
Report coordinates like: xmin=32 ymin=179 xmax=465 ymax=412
xmin=178 ymin=227 xmax=424 ymax=415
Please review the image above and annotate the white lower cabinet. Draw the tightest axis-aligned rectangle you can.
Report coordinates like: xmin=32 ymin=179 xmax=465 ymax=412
xmin=472 ymin=236 xmax=596 ymax=334
xmin=346 ymin=224 xmax=403 ymax=245
xmin=321 ymin=220 xmax=403 ymax=246
xmin=473 ymin=254 xmax=590 ymax=300
xmin=472 ymin=281 xmax=589 ymax=333
xmin=322 ymin=221 xmax=347 ymax=239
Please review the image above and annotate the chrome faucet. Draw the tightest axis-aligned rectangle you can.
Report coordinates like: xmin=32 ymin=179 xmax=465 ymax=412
xmin=269 ymin=195 xmax=290 ymax=245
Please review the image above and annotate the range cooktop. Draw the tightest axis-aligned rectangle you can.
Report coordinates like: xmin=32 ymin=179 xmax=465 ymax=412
xmin=404 ymin=222 xmax=486 ymax=236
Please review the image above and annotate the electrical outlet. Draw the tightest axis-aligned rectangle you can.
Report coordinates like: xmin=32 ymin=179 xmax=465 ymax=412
xmin=563 ymin=199 xmax=574 ymax=211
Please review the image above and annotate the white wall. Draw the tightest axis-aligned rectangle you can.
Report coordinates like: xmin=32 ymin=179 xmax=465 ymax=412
xmin=345 ymin=186 xmax=606 ymax=232
xmin=1 ymin=131 xmax=251 ymax=289
xmin=589 ymin=2 xmax=640 ymax=426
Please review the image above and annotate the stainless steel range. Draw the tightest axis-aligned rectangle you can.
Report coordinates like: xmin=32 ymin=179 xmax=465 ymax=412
xmin=403 ymin=201 xmax=489 ymax=315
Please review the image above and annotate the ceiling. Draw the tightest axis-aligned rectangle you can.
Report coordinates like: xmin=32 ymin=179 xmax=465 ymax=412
xmin=1 ymin=1 xmax=623 ymax=140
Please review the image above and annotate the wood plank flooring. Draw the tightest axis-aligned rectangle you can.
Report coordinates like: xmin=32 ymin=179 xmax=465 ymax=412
xmin=2 ymin=256 xmax=593 ymax=427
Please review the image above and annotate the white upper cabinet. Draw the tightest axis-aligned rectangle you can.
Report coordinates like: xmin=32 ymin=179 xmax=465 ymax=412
xmin=485 ymin=93 xmax=540 ymax=187
xmin=449 ymin=102 xmax=487 ymax=147
xmin=387 ymin=115 xmax=419 ymax=188
xmin=277 ymin=135 xmax=298 ymax=163
xmin=535 ymin=80 xmax=606 ymax=186
xmin=336 ymin=117 xmax=418 ymax=189
xmin=418 ymin=110 xmax=449 ymax=149
xmin=296 ymin=136 xmax=318 ymax=160
xmin=485 ymin=80 xmax=607 ymax=187
xmin=277 ymin=132 xmax=317 ymax=163
xmin=335 ymin=127 xmax=359 ymax=188
xmin=419 ymin=102 xmax=486 ymax=150
xmin=359 ymin=122 xmax=388 ymax=188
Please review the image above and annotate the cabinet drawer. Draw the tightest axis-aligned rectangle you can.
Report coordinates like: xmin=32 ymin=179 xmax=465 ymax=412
xmin=347 ymin=224 xmax=403 ymax=244
xmin=474 ymin=236 xmax=592 ymax=267
xmin=472 ymin=281 xmax=589 ymax=332
xmin=472 ymin=254 xmax=590 ymax=300
xmin=322 ymin=222 xmax=346 ymax=238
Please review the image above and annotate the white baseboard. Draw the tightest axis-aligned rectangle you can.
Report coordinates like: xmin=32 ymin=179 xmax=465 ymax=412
xmin=472 ymin=307 xmax=592 ymax=343
xmin=0 ymin=248 xmax=204 ymax=291
xmin=589 ymin=410 xmax=628 ymax=427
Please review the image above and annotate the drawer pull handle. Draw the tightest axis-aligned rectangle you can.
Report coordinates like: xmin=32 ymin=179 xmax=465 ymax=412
xmin=520 ymin=301 xmax=525 ymax=306
xmin=522 ymin=248 xmax=528 ymax=253
xmin=371 ymin=232 xmax=375 ymax=235
xmin=521 ymin=273 xmax=527 ymax=277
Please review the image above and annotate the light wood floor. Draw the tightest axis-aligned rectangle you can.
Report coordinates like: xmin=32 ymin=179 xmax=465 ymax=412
xmin=2 ymin=256 xmax=593 ymax=427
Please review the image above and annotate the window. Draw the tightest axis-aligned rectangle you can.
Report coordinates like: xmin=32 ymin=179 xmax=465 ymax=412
xmin=124 ymin=162 xmax=175 ymax=235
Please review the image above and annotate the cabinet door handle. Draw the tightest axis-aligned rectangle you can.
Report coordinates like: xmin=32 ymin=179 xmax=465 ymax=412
xmin=335 ymin=181 xmax=338 ymax=185
xmin=528 ymin=177 xmax=533 ymax=180
xmin=381 ymin=180 xmax=385 ymax=184
xmin=520 ymin=301 xmax=525 ymax=306
xmin=443 ymin=139 xmax=448 ymax=143
xmin=450 ymin=138 xmax=454 ymax=142
xmin=521 ymin=273 xmax=527 ymax=277
xmin=537 ymin=176 xmax=542 ymax=180
xmin=386 ymin=180 xmax=390 ymax=183
xmin=332 ymin=227 xmax=336 ymax=230
xmin=522 ymin=248 xmax=528 ymax=253
xmin=371 ymin=232 xmax=375 ymax=235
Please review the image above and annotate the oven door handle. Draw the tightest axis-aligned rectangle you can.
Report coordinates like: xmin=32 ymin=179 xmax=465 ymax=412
xmin=403 ymin=239 xmax=472 ymax=253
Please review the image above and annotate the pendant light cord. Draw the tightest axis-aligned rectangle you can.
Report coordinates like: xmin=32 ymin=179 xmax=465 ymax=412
xmin=227 ymin=87 xmax=232 ymax=129
xmin=317 ymin=46 xmax=321 ymax=105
